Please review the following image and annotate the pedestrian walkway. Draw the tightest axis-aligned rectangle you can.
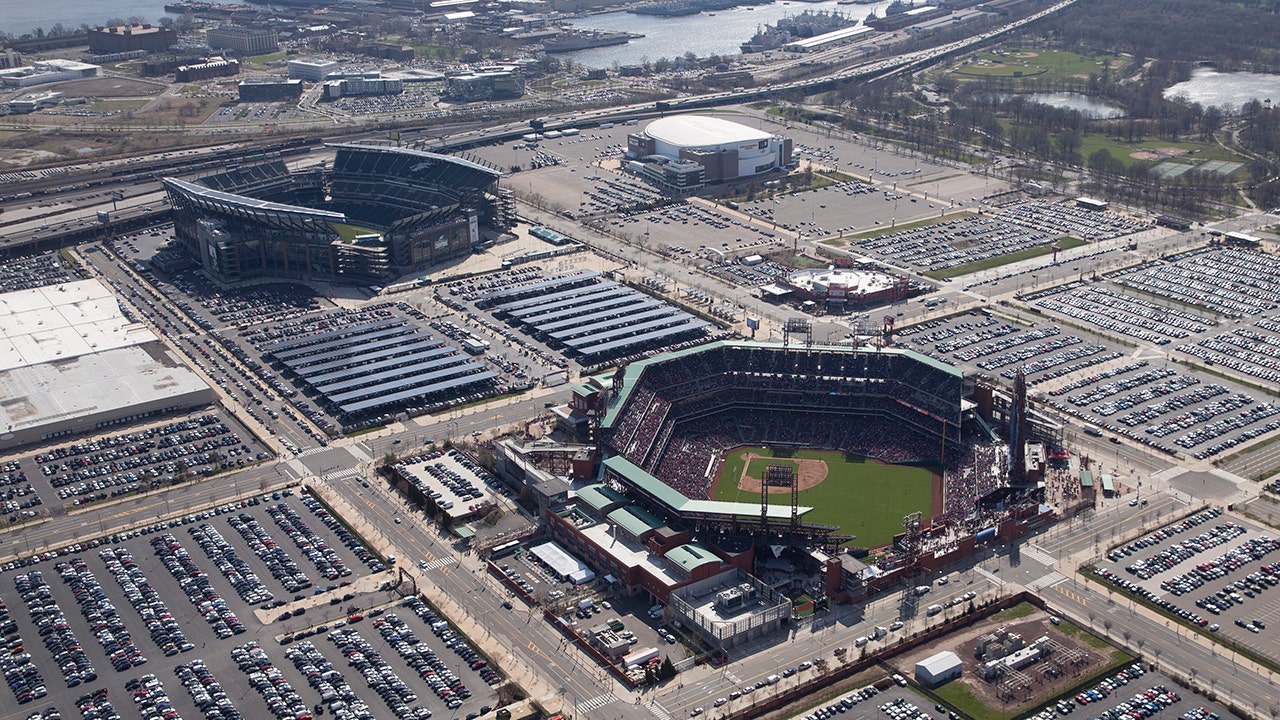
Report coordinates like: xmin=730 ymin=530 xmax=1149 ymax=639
xmin=419 ymin=556 xmax=456 ymax=571
xmin=1026 ymin=571 xmax=1068 ymax=592
xmin=580 ymin=693 xmax=618 ymax=713
xmin=1022 ymin=544 xmax=1058 ymax=567
xmin=646 ymin=699 xmax=672 ymax=720
xmin=974 ymin=566 xmax=1005 ymax=586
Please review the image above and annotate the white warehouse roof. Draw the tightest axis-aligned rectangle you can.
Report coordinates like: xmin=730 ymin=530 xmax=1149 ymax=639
xmin=0 ymin=279 xmax=159 ymax=372
xmin=644 ymin=115 xmax=772 ymax=149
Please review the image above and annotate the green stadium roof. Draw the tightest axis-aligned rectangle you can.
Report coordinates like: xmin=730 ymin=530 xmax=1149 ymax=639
xmin=665 ymin=543 xmax=722 ymax=573
xmin=607 ymin=505 xmax=664 ymax=538
xmin=576 ymin=483 xmax=629 ymax=513
xmin=600 ymin=340 xmax=960 ymax=428
xmin=601 ymin=455 xmax=812 ymax=521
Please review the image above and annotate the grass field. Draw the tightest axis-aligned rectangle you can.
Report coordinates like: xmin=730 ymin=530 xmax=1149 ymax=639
xmin=953 ymin=49 xmax=1118 ymax=82
xmin=714 ymin=446 xmax=935 ymax=547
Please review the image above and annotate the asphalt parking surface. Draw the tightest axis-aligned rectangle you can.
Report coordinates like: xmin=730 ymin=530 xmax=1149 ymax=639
xmin=1093 ymin=508 xmax=1280 ymax=663
xmin=0 ymin=489 xmax=499 ymax=720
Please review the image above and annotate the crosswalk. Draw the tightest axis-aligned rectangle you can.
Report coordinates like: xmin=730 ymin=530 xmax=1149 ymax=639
xmin=419 ymin=556 xmax=455 ymax=571
xmin=299 ymin=446 xmax=330 ymax=458
xmin=321 ymin=468 xmax=359 ymax=483
xmin=724 ymin=670 xmax=742 ymax=684
xmin=579 ymin=693 xmax=617 ymax=713
xmin=1022 ymin=544 xmax=1058 ymax=567
xmin=647 ymin=699 xmax=672 ymax=720
xmin=1026 ymin=571 xmax=1068 ymax=592
xmin=974 ymin=566 xmax=1005 ymax=587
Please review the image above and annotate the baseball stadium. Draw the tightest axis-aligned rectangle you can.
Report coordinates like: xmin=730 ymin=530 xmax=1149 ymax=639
xmin=598 ymin=340 xmax=978 ymax=549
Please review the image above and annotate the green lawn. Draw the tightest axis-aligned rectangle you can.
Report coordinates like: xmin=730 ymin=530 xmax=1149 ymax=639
xmin=1078 ymin=133 xmax=1247 ymax=169
xmin=714 ymin=446 xmax=934 ymax=547
xmin=954 ymin=49 xmax=1119 ymax=82
xmin=924 ymin=236 xmax=1087 ymax=280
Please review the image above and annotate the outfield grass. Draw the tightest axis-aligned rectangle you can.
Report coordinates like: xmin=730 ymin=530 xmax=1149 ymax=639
xmin=714 ymin=446 xmax=934 ymax=547
xmin=1078 ymin=133 xmax=1246 ymax=168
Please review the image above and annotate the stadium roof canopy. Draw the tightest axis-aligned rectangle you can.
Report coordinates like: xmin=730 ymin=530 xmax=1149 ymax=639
xmin=161 ymin=177 xmax=346 ymax=223
xmin=643 ymin=115 xmax=772 ymax=149
xmin=665 ymin=543 xmax=721 ymax=573
xmin=327 ymin=142 xmax=502 ymax=180
xmin=603 ymin=455 xmax=813 ymax=521
xmin=601 ymin=340 xmax=962 ymax=428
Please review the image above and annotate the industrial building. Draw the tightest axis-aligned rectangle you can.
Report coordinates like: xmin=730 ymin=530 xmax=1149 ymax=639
xmin=206 ymin=26 xmax=279 ymax=56
xmin=0 ymin=280 xmax=214 ymax=451
xmin=88 ymin=24 xmax=177 ymax=54
xmin=288 ymin=58 xmax=339 ymax=82
xmin=626 ymin=115 xmax=792 ymax=187
xmin=0 ymin=60 xmax=100 ymax=88
xmin=915 ymin=650 xmax=963 ymax=687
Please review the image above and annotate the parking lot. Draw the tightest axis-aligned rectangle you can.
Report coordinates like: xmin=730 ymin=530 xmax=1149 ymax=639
xmin=894 ymin=291 xmax=1280 ymax=464
xmin=0 ymin=487 xmax=499 ymax=720
xmin=1093 ymin=508 xmax=1280 ymax=662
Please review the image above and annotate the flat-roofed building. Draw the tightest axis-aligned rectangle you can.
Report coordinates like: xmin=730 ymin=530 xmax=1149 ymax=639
xmin=88 ymin=24 xmax=177 ymax=54
xmin=288 ymin=58 xmax=339 ymax=81
xmin=0 ymin=279 xmax=214 ymax=450
xmin=206 ymin=26 xmax=279 ymax=56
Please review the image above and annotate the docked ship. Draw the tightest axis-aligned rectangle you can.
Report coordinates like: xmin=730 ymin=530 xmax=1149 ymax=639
xmin=163 ymin=1 xmax=258 ymax=15
xmin=741 ymin=9 xmax=855 ymax=53
xmin=543 ymin=31 xmax=642 ymax=53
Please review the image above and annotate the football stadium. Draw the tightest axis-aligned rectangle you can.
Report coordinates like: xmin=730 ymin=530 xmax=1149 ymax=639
xmin=163 ymin=143 xmax=513 ymax=285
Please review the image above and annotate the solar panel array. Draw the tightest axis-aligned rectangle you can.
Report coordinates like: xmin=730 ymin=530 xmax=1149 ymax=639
xmin=490 ymin=272 xmax=709 ymax=362
xmin=264 ymin=318 xmax=496 ymax=416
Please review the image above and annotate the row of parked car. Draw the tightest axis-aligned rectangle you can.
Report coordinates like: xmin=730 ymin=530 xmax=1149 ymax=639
xmin=1159 ymin=534 xmax=1280 ymax=597
xmin=1094 ymin=568 xmax=1212 ymax=627
xmin=228 ymin=512 xmax=312 ymax=594
xmin=404 ymin=596 xmax=500 ymax=686
xmin=330 ymin=627 xmax=433 ymax=720
xmin=265 ymin=499 xmax=351 ymax=583
xmin=1071 ymin=662 xmax=1147 ymax=707
xmin=375 ymin=612 xmax=468 ymax=709
xmin=55 ymin=558 xmax=146 ymax=672
xmin=125 ymin=672 xmax=183 ymax=720
xmin=0 ymin=598 xmax=45 ymax=705
xmin=1108 ymin=509 xmax=1223 ymax=562
xmin=148 ymin=534 xmax=246 ymax=639
xmin=1125 ymin=522 xmax=1246 ymax=581
xmin=99 ymin=547 xmax=193 ymax=658
xmin=174 ymin=659 xmax=243 ymax=720
xmin=299 ymin=494 xmax=387 ymax=573
xmin=75 ymin=687 xmax=123 ymax=720
xmin=16 ymin=571 xmax=95 ymax=688
xmin=284 ymin=639 xmax=376 ymax=720
xmin=231 ymin=641 xmax=313 ymax=720
xmin=189 ymin=524 xmax=274 ymax=605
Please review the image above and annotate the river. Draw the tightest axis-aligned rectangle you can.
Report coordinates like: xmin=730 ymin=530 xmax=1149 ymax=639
xmin=560 ymin=0 xmax=901 ymax=68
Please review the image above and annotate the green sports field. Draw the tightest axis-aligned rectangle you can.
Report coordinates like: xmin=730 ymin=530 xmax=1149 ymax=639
xmin=713 ymin=446 xmax=936 ymax=548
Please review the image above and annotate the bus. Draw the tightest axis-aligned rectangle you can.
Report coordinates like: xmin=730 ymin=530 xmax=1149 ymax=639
xmin=490 ymin=541 xmax=521 ymax=559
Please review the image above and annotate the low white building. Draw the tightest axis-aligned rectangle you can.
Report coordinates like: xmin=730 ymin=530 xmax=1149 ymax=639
xmin=287 ymin=58 xmax=338 ymax=82
xmin=0 ymin=59 xmax=100 ymax=88
xmin=915 ymin=650 xmax=962 ymax=687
